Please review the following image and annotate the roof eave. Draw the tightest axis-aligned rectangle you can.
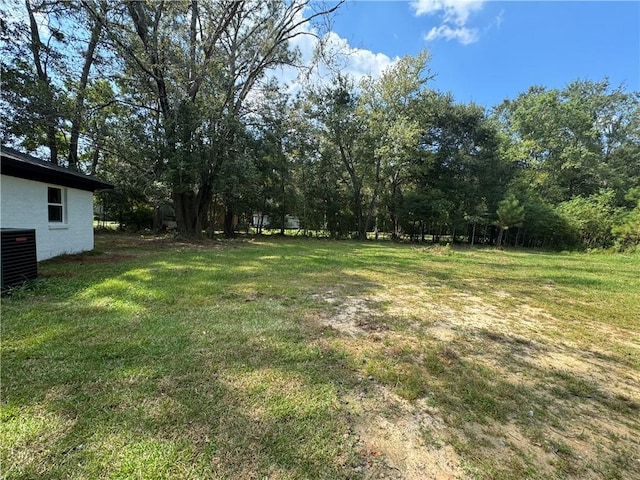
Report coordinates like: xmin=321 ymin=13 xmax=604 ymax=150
xmin=1 ymin=150 xmax=113 ymax=192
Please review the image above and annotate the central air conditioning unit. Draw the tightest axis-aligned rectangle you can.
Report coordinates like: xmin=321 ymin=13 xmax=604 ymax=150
xmin=1 ymin=228 xmax=38 ymax=290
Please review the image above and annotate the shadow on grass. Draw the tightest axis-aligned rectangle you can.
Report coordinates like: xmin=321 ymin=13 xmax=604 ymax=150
xmin=2 ymin=240 xmax=385 ymax=479
xmin=339 ymin=318 xmax=640 ymax=479
xmin=3 ymin=236 xmax=639 ymax=479
xmin=431 ymin=331 xmax=640 ymax=478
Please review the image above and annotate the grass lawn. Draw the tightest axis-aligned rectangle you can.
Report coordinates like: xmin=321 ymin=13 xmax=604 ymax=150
xmin=2 ymin=233 xmax=639 ymax=479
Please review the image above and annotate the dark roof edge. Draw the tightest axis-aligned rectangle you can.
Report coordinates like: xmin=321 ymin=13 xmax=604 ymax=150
xmin=1 ymin=146 xmax=113 ymax=192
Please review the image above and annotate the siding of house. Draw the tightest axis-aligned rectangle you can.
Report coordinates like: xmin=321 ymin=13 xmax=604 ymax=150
xmin=1 ymin=175 xmax=95 ymax=261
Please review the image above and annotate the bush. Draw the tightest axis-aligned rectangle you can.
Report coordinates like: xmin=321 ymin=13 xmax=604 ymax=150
xmin=556 ymin=190 xmax=619 ymax=249
xmin=612 ymin=187 xmax=640 ymax=251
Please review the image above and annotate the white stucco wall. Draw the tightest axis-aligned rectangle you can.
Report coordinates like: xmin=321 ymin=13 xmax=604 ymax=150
xmin=1 ymin=175 xmax=96 ymax=261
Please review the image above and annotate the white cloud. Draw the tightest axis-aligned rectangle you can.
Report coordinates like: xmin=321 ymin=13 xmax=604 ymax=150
xmin=411 ymin=0 xmax=487 ymax=45
xmin=282 ymin=4 xmax=396 ymax=83
xmin=319 ymin=32 xmax=396 ymax=79
xmin=424 ymin=25 xmax=479 ymax=45
xmin=495 ymin=9 xmax=505 ymax=29
xmin=268 ymin=25 xmax=397 ymax=96
xmin=411 ymin=0 xmax=484 ymax=26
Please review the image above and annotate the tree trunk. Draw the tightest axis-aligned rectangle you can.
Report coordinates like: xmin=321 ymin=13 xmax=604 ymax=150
xmin=391 ymin=215 xmax=399 ymax=240
xmin=174 ymin=191 xmax=197 ymax=235
xmin=353 ymin=186 xmax=364 ymax=239
xmin=280 ymin=178 xmax=286 ymax=235
xmin=89 ymin=139 xmax=100 ymax=175
xmin=389 ymin=173 xmax=401 ymax=240
xmin=173 ymin=182 xmax=213 ymax=236
xmin=390 ymin=185 xmax=399 ymax=239
xmin=497 ymin=227 xmax=504 ymax=247
xmin=224 ymin=207 xmax=236 ymax=238
xmin=25 ymin=0 xmax=58 ymax=165
xmin=363 ymin=157 xmax=382 ymax=239
xmin=208 ymin=195 xmax=218 ymax=237
xmin=69 ymin=16 xmax=102 ymax=169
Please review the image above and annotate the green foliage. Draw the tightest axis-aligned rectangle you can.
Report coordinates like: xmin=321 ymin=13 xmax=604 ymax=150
xmin=612 ymin=187 xmax=640 ymax=251
xmin=495 ymin=80 xmax=640 ymax=205
xmin=97 ymin=188 xmax=154 ymax=231
xmin=2 ymin=0 xmax=638 ymax=249
xmin=521 ymin=196 xmax=577 ymax=249
xmin=495 ymin=194 xmax=525 ymax=246
xmin=556 ymin=190 xmax=619 ymax=249
xmin=400 ymin=92 xmax=506 ymax=243
xmin=496 ymin=195 xmax=524 ymax=229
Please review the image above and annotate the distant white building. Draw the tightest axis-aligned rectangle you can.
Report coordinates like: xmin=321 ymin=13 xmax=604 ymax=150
xmin=1 ymin=147 xmax=113 ymax=261
xmin=252 ymin=213 xmax=270 ymax=228
xmin=252 ymin=213 xmax=300 ymax=230
xmin=286 ymin=215 xmax=300 ymax=229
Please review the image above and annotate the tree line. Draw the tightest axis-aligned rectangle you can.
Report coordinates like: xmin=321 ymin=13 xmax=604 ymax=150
xmin=2 ymin=0 xmax=639 ymax=250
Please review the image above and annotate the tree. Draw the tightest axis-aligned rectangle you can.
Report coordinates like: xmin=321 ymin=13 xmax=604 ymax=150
xmin=406 ymin=91 xmax=506 ymax=243
xmin=67 ymin=1 xmax=108 ymax=169
xmin=2 ymin=0 xmax=119 ymax=174
xmin=555 ymin=190 xmax=619 ymax=249
xmin=465 ymin=199 xmax=488 ymax=246
xmin=307 ymin=75 xmax=368 ymax=238
xmin=216 ymin=128 xmax=262 ymax=236
xmin=495 ymin=80 xmax=640 ymax=204
xmin=496 ymin=194 xmax=524 ymax=247
xmin=1 ymin=0 xmax=69 ymax=162
xmin=363 ymin=51 xmax=431 ymax=239
xmin=252 ymin=83 xmax=300 ymax=235
xmin=80 ymin=0 xmax=342 ymax=236
xmin=307 ymin=52 xmax=432 ymax=240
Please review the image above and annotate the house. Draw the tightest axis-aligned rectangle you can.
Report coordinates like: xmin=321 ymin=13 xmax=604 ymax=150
xmin=1 ymin=147 xmax=113 ymax=261
xmin=252 ymin=213 xmax=300 ymax=230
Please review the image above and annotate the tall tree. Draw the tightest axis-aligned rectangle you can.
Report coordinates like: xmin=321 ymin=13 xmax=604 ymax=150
xmin=1 ymin=0 xmax=69 ymax=163
xmin=495 ymin=80 xmax=640 ymax=204
xmin=67 ymin=1 xmax=107 ymax=169
xmin=407 ymin=92 xmax=505 ymax=242
xmin=314 ymin=76 xmax=370 ymax=238
xmin=83 ymin=0 xmax=342 ymax=236
xmin=496 ymin=194 xmax=524 ymax=247
xmin=253 ymin=83 xmax=300 ymax=235
xmin=24 ymin=0 xmax=61 ymax=163
xmin=361 ymin=51 xmax=431 ymax=239
xmin=308 ymin=52 xmax=432 ymax=239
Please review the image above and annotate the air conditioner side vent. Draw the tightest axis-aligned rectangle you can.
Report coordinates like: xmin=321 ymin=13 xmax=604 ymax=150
xmin=1 ymin=228 xmax=38 ymax=290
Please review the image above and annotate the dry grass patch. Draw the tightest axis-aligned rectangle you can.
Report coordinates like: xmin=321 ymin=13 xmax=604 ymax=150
xmin=312 ymin=248 xmax=640 ymax=479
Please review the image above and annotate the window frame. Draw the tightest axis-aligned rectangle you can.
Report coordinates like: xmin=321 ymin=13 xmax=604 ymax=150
xmin=47 ymin=186 xmax=66 ymax=225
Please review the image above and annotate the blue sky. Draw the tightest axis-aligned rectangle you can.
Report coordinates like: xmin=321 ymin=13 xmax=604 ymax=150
xmin=324 ymin=1 xmax=640 ymax=108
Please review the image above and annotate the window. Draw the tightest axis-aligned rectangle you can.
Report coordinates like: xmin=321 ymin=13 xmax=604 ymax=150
xmin=48 ymin=187 xmax=65 ymax=223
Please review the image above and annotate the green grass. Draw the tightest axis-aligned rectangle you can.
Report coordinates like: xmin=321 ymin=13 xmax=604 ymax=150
xmin=2 ymin=234 xmax=639 ymax=479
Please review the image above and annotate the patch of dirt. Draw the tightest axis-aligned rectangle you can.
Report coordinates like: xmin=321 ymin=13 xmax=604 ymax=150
xmin=312 ymin=287 xmax=640 ymax=479
xmin=59 ymin=253 xmax=134 ymax=264
xmin=311 ymin=293 xmax=381 ymax=337
xmin=313 ymin=292 xmax=468 ymax=479
xmin=346 ymin=384 xmax=467 ymax=480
